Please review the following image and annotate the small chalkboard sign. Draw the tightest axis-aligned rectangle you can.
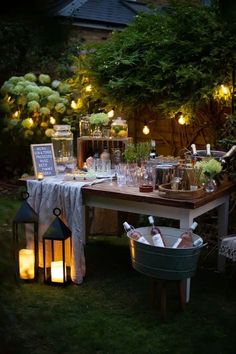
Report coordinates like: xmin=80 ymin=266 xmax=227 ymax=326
xmin=31 ymin=144 xmax=57 ymax=177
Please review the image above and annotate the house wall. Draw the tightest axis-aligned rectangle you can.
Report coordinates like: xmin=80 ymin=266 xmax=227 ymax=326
xmin=70 ymin=27 xmax=112 ymax=43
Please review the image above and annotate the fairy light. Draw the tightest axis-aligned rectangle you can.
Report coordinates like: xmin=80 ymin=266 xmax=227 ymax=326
xmin=108 ymin=109 xmax=115 ymax=118
xmin=85 ymin=84 xmax=92 ymax=92
xmin=28 ymin=118 xmax=34 ymax=127
xmin=178 ymin=114 xmax=186 ymax=125
xmin=13 ymin=110 xmax=20 ymax=118
xmin=142 ymin=122 xmax=150 ymax=135
xmin=71 ymin=100 xmax=77 ymax=109
xmin=220 ymin=84 xmax=230 ymax=96
xmin=50 ymin=116 xmax=56 ymax=125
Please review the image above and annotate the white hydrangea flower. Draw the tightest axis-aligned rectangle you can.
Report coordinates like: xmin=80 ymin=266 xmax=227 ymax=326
xmin=58 ymin=83 xmax=71 ymax=94
xmin=51 ymin=80 xmax=61 ymax=89
xmin=47 ymin=94 xmax=60 ymax=104
xmin=27 ymin=100 xmax=40 ymax=112
xmin=39 ymin=86 xmax=53 ymax=97
xmin=8 ymin=76 xmax=25 ymax=85
xmin=89 ymin=112 xmax=109 ymax=126
xmin=39 ymin=74 xmax=51 ymax=84
xmin=55 ymin=102 xmax=66 ymax=114
xmin=45 ymin=128 xmax=54 ymax=137
xmin=27 ymin=92 xmax=40 ymax=102
xmin=24 ymin=73 xmax=37 ymax=82
xmin=40 ymin=107 xmax=51 ymax=115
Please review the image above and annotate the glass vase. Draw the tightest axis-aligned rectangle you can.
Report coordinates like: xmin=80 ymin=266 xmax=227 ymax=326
xmin=204 ymin=177 xmax=216 ymax=193
xmin=92 ymin=125 xmax=102 ymax=137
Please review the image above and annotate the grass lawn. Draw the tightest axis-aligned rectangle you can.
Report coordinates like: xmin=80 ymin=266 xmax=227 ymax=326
xmin=1 ymin=193 xmax=236 ymax=354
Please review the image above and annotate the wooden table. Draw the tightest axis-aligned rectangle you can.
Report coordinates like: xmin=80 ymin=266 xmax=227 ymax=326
xmin=83 ymin=180 xmax=234 ymax=263
xmin=82 ymin=179 xmax=235 ymax=300
xmin=21 ymin=176 xmax=235 ymax=294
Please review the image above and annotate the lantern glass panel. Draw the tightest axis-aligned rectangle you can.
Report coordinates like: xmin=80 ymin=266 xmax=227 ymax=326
xmin=13 ymin=222 xmax=38 ymax=281
xmin=43 ymin=237 xmax=71 ymax=284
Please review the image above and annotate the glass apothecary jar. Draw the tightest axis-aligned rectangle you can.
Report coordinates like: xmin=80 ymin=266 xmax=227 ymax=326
xmin=51 ymin=125 xmax=74 ymax=172
xmin=110 ymin=117 xmax=128 ymax=138
xmin=79 ymin=116 xmax=91 ymax=137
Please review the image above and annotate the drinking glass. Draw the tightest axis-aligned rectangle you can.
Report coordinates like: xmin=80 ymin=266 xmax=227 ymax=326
xmin=65 ymin=157 xmax=77 ymax=174
xmin=116 ymin=163 xmax=127 ymax=187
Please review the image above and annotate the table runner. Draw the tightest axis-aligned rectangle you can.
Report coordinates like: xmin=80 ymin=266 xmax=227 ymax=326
xmin=27 ymin=175 xmax=107 ymax=284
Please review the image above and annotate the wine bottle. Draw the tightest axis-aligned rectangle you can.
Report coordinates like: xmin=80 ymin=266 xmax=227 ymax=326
xmin=190 ymin=144 xmax=197 ymax=165
xmin=222 ymin=145 xmax=236 ymax=161
xmin=172 ymin=222 xmax=198 ymax=249
xmin=206 ymin=144 xmax=211 ymax=157
xmin=191 ymin=144 xmax=197 ymax=155
xmin=123 ymin=222 xmax=150 ymax=245
xmin=148 ymin=216 xmax=166 ymax=247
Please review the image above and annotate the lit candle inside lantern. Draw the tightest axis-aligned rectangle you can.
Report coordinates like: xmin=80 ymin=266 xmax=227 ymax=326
xmin=19 ymin=249 xmax=35 ymax=279
xmin=37 ymin=172 xmax=44 ymax=181
xmin=51 ymin=261 xmax=67 ymax=283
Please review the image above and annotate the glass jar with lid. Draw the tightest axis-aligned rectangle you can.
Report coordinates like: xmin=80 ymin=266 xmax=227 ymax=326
xmin=110 ymin=117 xmax=128 ymax=138
xmin=51 ymin=125 xmax=74 ymax=172
xmin=79 ymin=115 xmax=91 ymax=137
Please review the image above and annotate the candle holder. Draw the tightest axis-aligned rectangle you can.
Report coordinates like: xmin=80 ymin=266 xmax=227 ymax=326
xmin=37 ymin=172 xmax=44 ymax=181
xmin=12 ymin=192 xmax=39 ymax=281
xmin=42 ymin=208 xmax=72 ymax=285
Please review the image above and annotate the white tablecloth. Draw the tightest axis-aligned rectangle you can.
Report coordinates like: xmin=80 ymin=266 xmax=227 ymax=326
xmin=219 ymin=234 xmax=236 ymax=262
xmin=27 ymin=175 xmax=107 ymax=284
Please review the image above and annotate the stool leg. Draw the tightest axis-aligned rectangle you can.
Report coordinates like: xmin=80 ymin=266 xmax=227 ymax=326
xmin=178 ymin=280 xmax=186 ymax=311
xmin=150 ymin=279 xmax=158 ymax=307
xmin=160 ymin=280 xmax=167 ymax=321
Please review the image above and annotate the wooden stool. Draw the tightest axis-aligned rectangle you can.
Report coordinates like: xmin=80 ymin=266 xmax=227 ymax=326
xmin=151 ymin=278 xmax=186 ymax=321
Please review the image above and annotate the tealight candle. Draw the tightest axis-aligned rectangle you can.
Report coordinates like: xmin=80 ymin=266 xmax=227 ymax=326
xmin=37 ymin=172 xmax=44 ymax=181
xmin=51 ymin=261 xmax=67 ymax=283
xmin=19 ymin=249 xmax=35 ymax=279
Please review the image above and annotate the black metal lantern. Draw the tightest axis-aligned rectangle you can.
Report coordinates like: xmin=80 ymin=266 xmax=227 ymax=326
xmin=43 ymin=208 xmax=72 ymax=285
xmin=13 ymin=192 xmax=38 ymax=281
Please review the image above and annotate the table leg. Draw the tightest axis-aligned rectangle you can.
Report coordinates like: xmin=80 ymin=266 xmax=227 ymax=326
xmin=217 ymin=196 xmax=229 ymax=272
xmin=180 ymin=215 xmax=194 ymax=303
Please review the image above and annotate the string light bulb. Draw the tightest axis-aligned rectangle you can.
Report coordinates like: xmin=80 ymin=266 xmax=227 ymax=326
xmin=85 ymin=84 xmax=92 ymax=92
xmin=220 ymin=84 xmax=230 ymax=96
xmin=142 ymin=122 xmax=150 ymax=135
xmin=71 ymin=100 xmax=77 ymax=109
xmin=178 ymin=114 xmax=186 ymax=125
xmin=108 ymin=109 xmax=115 ymax=118
xmin=28 ymin=118 xmax=34 ymax=127
xmin=50 ymin=116 xmax=56 ymax=125
xmin=13 ymin=110 xmax=20 ymax=118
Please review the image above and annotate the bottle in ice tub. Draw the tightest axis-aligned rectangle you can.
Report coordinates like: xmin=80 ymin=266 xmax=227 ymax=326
xmin=172 ymin=222 xmax=198 ymax=248
xmin=123 ymin=222 xmax=150 ymax=245
xmin=148 ymin=216 xmax=166 ymax=247
xmin=206 ymin=143 xmax=211 ymax=157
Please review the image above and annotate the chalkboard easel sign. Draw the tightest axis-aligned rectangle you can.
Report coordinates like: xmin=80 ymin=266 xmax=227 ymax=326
xmin=31 ymin=143 xmax=57 ymax=177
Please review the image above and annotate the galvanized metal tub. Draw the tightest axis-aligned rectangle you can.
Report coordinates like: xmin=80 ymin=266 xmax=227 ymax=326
xmin=186 ymin=150 xmax=226 ymax=162
xmin=129 ymin=226 xmax=205 ymax=280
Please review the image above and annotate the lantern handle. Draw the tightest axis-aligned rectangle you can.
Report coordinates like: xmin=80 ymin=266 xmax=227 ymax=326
xmin=53 ymin=208 xmax=61 ymax=217
xmin=21 ymin=191 xmax=29 ymax=200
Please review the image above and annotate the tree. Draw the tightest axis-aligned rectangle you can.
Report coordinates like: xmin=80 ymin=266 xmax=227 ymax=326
xmin=85 ymin=0 xmax=236 ymax=122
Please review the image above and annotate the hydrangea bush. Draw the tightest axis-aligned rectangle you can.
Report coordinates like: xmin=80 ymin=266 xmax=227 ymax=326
xmin=0 ymin=72 xmax=73 ymax=178
xmin=0 ymin=72 xmax=71 ymax=140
